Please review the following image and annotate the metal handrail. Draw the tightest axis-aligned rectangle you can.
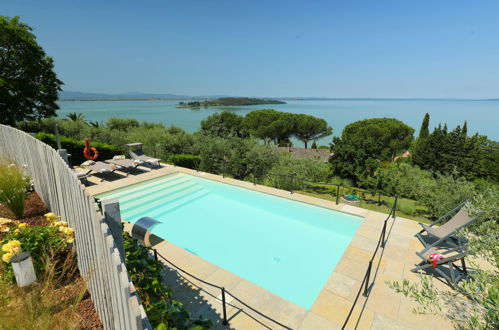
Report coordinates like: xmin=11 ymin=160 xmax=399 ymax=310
xmin=341 ymin=196 xmax=398 ymax=329
xmin=145 ymin=247 xmax=292 ymax=329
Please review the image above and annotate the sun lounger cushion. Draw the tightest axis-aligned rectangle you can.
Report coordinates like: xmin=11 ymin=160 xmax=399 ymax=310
xmin=129 ymin=149 xmax=160 ymax=165
xmin=86 ymin=161 xmax=117 ymax=173
xmin=106 ymin=158 xmax=142 ymax=168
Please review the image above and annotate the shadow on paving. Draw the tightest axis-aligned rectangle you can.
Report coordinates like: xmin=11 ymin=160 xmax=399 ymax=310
xmin=161 ymin=265 xmax=274 ymax=329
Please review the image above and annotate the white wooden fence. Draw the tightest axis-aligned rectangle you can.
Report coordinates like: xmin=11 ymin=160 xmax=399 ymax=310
xmin=0 ymin=124 xmax=146 ymax=330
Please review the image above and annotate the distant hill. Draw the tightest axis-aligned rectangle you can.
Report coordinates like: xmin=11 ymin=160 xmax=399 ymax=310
xmin=59 ymin=90 xmax=191 ymax=100
xmin=178 ymin=97 xmax=286 ymax=108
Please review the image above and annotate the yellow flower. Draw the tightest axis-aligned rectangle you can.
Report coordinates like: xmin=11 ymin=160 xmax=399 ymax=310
xmin=2 ymin=253 xmax=13 ymax=263
xmin=13 ymin=229 xmax=20 ymax=234
xmin=9 ymin=240 xmax=21 ymax=248
xmin=10 ymin=246 xmax=21 ymax=255
xmin=1 ymin=243 xmax=11 ymax=252
xmin=62 ymin=227 xmax=74 ymax=236
xmin=18 ymin=223 xmax=28 ymax=229
xmin=54 ymin=221 xmax=68 ymax=227
xmin=66 ymin=238 xmax=74 ymax=244
xmin=0 ymin=226 xmax=10 ymax=233
xmin=44 ymin=213 xmax=60 ymax=222
xmin=0 ymin=218 xmax=13 ymax=225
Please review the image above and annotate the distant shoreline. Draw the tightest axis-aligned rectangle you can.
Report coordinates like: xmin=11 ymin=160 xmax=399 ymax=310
xmin=58 ymin=97 xmax=499 ymax=102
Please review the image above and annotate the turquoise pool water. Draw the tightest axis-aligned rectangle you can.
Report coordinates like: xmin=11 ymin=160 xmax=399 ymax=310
xmin=96 ymin=173 xmax=362 ymax=309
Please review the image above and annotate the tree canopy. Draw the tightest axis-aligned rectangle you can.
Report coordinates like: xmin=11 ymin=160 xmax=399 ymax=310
xmin=200 ymin=111 xmax=248 ymax=138
xmin=330 ymin=118 xmax=414 ymax=186
xmin=292 ymin=114 xmax=332 ymax=148
xmin=0 ymin=16 xmax=63 ymax=125
xmin=241 ymin=109 xmax=333 ymax=147
xmin=341 ymin=118 xmax=414 ymax=160
xmin=242 ymin=109 xmax=295 ymax=145
xmin=412 ymin=118 xmax=499 ymax=182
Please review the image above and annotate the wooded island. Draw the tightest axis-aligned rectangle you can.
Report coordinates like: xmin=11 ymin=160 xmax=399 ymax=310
xmin=177 ymin=97 xmax=286 ymax=108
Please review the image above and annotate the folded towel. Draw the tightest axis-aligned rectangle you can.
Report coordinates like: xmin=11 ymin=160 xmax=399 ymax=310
xmin=429 ymin=253 xmax=445 ymax=268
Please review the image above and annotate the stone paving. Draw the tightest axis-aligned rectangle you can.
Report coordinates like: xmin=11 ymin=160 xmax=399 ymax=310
xmin=87 ymin=164 xmax=456 ymax=329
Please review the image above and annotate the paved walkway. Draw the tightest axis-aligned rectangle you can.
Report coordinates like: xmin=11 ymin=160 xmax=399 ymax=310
xmin=89 ymin=164 xmax=455 ymax=329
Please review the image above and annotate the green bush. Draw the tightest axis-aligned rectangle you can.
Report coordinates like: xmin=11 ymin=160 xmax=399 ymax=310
xmin=123 ymin=233 xmax=211 ymax=329
xmin=35 ymin=132 xmax=122 ymax=165
xmin=1 ymin=225 xmax=70 ymax=282
xmin=167 ymin=154 xmax=201 ymax=169
xmin=268 ymin=152 xmax=331 ymax=190
xmin=105 ymin=117 xmax=139 ymax=131
xmin=0 ymin=162 xmax=30 ymax=218
xmin=415 ymin=172 xmax=475 ymax=219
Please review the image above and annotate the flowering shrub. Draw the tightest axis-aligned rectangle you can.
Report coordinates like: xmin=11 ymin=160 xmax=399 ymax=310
xmin=0 ymin=213 xmax=75 ymax=282
xmin=1 ymin=240 xmax=22 ymax=263
xmin=0 ymin=218 xmax=30 ymax=235
xmin=45 ymin=213 xmax=75 ymax=244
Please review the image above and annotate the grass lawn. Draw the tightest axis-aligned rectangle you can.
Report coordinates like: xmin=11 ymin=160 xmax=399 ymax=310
xmin=297 ymin=183 xmax=434 ymax=224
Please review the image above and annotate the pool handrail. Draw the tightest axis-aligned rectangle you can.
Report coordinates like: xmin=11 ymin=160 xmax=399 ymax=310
xmin=145 ymin=246 xmax=293 ymax=329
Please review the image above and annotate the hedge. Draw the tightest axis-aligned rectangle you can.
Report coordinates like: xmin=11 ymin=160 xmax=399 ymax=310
xmin=35 ymin=132 xmax=122 ymax=166
xmin=166 ymin=154 xmax=201 ymax=169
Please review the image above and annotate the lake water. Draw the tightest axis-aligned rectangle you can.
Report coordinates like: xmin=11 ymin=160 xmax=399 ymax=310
xmin=57 ymin=99 xmax=499 ymax=145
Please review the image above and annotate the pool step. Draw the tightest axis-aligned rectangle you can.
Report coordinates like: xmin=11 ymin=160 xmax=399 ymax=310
xmin=121 ymin=182 xmax=209 ymax=220
xmin=99 ymin=174 xmax=187 ymax=200
xmin=144 ymin=188 xmax=210 ymax=220
xmin=115 ymin=180 xmax=198 ymax=208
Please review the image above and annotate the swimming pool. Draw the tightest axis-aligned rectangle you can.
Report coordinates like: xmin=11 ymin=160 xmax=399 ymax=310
xmin=96 ymin=173 xmax=362 ymax=309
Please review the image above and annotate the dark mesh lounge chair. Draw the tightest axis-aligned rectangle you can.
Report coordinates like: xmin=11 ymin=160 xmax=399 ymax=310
xmin=411 ymin=245 xmax=469 ymax=287
xmin=416 ymin=201 xmax=477 ymax=249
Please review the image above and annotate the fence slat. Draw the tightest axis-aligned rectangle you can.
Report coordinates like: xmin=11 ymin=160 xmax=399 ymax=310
xmin=0 ymin=124 xmax=145 ymax=330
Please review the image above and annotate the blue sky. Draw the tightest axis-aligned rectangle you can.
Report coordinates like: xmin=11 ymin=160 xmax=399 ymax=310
xmin=3 ymin=1 xmax=499 ymax=98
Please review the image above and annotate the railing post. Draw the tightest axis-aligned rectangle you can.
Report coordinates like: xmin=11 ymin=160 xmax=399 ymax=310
xmin=222 ymin=159 xmax=225 ymax=178
xmin=363 ymin=261 xmax=373 ymax=297
xmin=221 ymin=287 xmax=228 ymax=325
xmin=336 ymin=185 xmax=340 ymax=205
xmin=253 ymin=169 xmax=256 ymax=185
xmin=380 ymin=220 xmax=387 ymax=248
xmin=173 ymin=153 xmax=176 ymax=166
xmin=392 ymin=196 xmax=398 ymax=219
xmin=378 ymin=192 xmax=381 ymax=206
xmin=153 ymin=249 xmax=158 ymax=261
xmin=290 ymin=174 xmax=294 ymax=194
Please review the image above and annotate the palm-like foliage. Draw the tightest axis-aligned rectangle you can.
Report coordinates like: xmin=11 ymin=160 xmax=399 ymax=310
xmin=88 ymin=121 xmax=102 ymax=128
xmin=66 ymin=112 xmax=86 ymax=122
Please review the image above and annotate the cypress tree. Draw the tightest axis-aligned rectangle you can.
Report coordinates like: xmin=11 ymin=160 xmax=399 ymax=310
xmin=419 ymin=113 xmax=430 ymax=139
xmin=462 ymin=121 xmax=468 ymax=137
